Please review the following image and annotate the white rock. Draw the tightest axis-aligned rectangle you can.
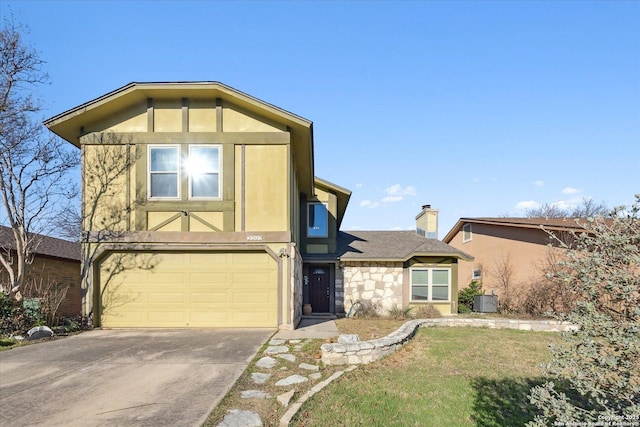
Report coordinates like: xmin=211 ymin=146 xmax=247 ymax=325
xmin=275 ymin=374 xmax=308 ymax=386
xmin=251 ymin=373 xmax=271 ymax=384
xmin=299 ymin=363 xmax=319 ymax=371
xmin=241 ymin=390 xmax=271 ymax=399
xmin=264 ymin=345 xmax=289 ymax=355
xmin=217 ymin=409 xmax=262 ymax=427
xmin=277 ymin=389 xmax=295 ymax=407
xmin=255 ymin=357 xmax=277 ymax=369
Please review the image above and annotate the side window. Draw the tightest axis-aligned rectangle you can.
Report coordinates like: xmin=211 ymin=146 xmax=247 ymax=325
xmin=188 ymin=145 xmax=221 ymax=199
xmin=307 ymin=203 xmax=328 ymax=238
xmin=149 ymin=145 xmax=179 ymax=199
xmin=462 ymin=223 xmax=472 ymax=243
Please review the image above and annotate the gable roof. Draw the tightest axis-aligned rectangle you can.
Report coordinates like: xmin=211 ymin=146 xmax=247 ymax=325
xmin=44 ymin=81 xmax=316 ymax=195
xmin=0 ymin=226 xmax=81 ymax=262
xmin=442 ymin=217 xmax=596 ymax=243
xmin=336 ymin=230 xmax=473 ymax=262
xmin=314 ymin=177 xmax=352 ymax=229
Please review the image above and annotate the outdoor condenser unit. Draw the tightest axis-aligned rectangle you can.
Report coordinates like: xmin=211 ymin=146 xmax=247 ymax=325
xmin=473 ymin=295 xmax=498 ymax=313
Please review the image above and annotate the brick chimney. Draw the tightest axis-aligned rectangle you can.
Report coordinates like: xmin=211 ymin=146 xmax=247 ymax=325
xmin=416 ymin=204 xmax=438 ymax=239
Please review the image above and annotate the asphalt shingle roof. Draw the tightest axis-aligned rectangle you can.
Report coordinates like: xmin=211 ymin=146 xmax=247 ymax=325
xmin=335 ymin=230 xmax=472 ymax=261
xmin=0 ymin=226 xmax=81 ymax=262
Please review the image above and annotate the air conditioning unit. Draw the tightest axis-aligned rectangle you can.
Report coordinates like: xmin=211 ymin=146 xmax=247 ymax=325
xmin=473 ymin=295 xmax=498 ymax=313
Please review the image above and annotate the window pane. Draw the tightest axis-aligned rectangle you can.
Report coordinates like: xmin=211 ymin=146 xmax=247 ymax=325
xmin=411 ymin=285 xmax=428 ymax=301
xmin=151 ymin=147 xmax=178 ymax=172
xmin=150 ymin=173 xmax=178 ymax=197
xmin=411 ymin=270 xmax=429 ymax=285
xmin=432 ymin=285 xmax=449 ymax=301
xmin=191 ymin=174 xmax=219 ymax=198
xmin=308 ymin=204 xmax=328 ymax=237
xmin=432 ymin=269 xmax=449 ymax=285
xmin=190 ymin=146 xmax=219 ymax=173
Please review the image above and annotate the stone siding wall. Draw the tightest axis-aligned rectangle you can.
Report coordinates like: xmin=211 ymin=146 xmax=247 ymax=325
xmin=321 ymin=318 xmax=578 ymax=365
xmin=343 ymin=261 xmax=403 ymax=315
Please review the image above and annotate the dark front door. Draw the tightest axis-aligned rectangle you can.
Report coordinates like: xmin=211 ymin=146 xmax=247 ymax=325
xmin=309 ymin=267 xmax=330 ymax=313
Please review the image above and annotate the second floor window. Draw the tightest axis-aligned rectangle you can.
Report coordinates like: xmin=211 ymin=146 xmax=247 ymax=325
xmin=149 ymin=145 xmax=179 ymax=199
xmin=148 ymin=144 xmax=221 ymax=200
xmin=307 ymin=203 xmax=328 ymax=238
xmin=188 ymin=146 xmax=220 ymax=199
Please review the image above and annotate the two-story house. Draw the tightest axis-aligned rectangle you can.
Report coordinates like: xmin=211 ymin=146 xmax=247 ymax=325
xmin=45 ymin=82 xmax=470 ymax=329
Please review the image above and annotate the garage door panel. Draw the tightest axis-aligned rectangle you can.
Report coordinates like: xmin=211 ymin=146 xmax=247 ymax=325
xmin=100 ymin=251 xmax=278 ymax=328
xmin=190 ymin=272 xmax=229 ymax=284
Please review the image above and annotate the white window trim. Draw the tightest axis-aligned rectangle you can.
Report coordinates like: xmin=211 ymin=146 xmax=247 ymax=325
xmin=410 ymin=267 xmax=451 ymax=303
xmin=148 ymin=144 xmax=181 ymax=200
xmin=462 ymin=223 xmax=472 ymax=243
xmin=188 ymin=144 xmax=222 ymax=200
xmin=472 ymin=268 xmax=482 ymax=280
xmin=307 ymin=202 xmax=329 ymax=238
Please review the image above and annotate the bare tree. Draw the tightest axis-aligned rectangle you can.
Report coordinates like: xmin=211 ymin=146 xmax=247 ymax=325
xmin=0 ymin=19 xmax=79 ymax=300
xmin=489 ymin=252 xmax=518 ymax=313
xmin=525 ymin=198 xmax=608 ymax=219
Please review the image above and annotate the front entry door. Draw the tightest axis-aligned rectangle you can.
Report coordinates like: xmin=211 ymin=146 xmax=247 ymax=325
xmin=309 ymin=267 xmax=330 ymax=313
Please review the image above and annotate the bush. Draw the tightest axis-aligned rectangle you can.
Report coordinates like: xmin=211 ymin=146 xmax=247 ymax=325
xmin=0 ymin=292 xmax=38 ymax=337
xmin=528 ymin=196 xmax=640 ymax=425
xmin=387 ymin=304 xmax=414 ymax=320
xmin=413 ymin=304 xmax=442 ymax=319
xmin=458 ymin=280 xmax=485 ymax=313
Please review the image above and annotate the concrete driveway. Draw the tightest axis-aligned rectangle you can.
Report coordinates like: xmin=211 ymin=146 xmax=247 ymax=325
xmin=0 ymin=328 xmax=273 ymax=426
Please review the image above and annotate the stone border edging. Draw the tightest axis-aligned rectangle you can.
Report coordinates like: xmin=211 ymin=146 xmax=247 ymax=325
xmin=279 ymin=365 xmax=357 ymax=426
xmin=321 ymin=317 xmax=578 ymax=366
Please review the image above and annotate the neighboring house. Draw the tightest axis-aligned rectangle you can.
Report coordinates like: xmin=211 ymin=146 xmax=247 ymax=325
xmin=0 ymin=226 xmax=81 ymax=316
xmin=45 ymin=81 xmax=470 ymax=329
xmin=443 ymin=217 xmax=589 ymax=308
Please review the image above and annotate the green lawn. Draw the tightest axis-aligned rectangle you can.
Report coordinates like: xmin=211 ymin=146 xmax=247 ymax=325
xmin=291 ymin=327 xmax=560 ymax=427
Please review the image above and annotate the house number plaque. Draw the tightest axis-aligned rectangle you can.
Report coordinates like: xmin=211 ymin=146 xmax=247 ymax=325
xmin=246 ymin=234 xmax=263 ymax=241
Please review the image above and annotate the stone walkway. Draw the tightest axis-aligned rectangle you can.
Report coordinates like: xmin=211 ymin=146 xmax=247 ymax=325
xmin=217 ymin=318 xmax=343 ymax=427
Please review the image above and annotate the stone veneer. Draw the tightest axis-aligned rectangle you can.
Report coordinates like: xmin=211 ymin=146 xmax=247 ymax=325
xmin=321 ymin=318 xmax=578 ymax=365
xmin=342 ymin=261 xmax=403 ymax=315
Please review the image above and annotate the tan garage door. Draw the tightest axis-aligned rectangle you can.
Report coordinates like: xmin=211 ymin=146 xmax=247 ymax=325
xmin=99 ymin=251 xmax=278 ymax=328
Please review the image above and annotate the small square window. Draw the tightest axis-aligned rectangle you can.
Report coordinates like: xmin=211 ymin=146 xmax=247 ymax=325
xmin=472 ymin=269 xmax=482 ymax=280
xmin=462 ymin=223 xmax=472 ymax=243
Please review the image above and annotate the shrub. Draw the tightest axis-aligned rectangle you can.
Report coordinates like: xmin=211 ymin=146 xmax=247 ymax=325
xmin=528 ymin=196 xmax=640 ymax=425
xmin=413 ymin=304 xmax=442 ymax=319
xmin=387 ymin=304 xmax=413 ymax=320
xmin=0 ymin=292 xmax=37 ymax=337
xmin=458 ymin=280 xmax=484 ymax=313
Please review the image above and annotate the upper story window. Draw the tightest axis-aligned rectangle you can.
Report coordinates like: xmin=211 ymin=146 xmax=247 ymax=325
xmin=149 ymin=145 xmax=180 ymax=199
xmin=410 ymin=268 xmax=451 ymax=302
xmin=307 ymin=202 xmax=328 ymax=238
xmin=187 ymin=145 xmax=220 ymax=199
xmin=462 ymin=223 xmax=472 ymax=243
xmin=148 ymin=144 xmax=221 ymax=200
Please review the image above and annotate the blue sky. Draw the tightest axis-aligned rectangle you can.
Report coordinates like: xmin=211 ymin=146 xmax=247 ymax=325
xmin=2 ymin=1 xmax=639 ymax=236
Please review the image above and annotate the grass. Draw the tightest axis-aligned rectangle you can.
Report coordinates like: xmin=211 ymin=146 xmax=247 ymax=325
xmin=334 ymin=318 xmax=407 ymax=340
xmin=290 ymin=327 xmax=560 ymax=427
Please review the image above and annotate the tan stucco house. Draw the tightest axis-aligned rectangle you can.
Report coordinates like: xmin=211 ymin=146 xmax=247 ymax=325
xmin=45 ymin=82 xmax=469 ymax=329
xmin=443 ymin=217 xmax=590 ymax=311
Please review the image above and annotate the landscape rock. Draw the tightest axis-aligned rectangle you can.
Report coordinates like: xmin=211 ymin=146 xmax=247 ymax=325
xmin=299 ymin=363 xmax=319 ymax=371
xmin=309 ymin=372 xmax=322 ymax=380
xmin=251 ymin=373 xmax=271 ymax=384
xmin=277 ymin=353 xmax=296 ymax=362
xmin=264 ymin=345 xmax=289 ymax=355
xmin=337 ymin=334 xmax=360 ymax=344
xmin=275 ymin=374 xmax=308 ymax=387
xmin=217 ymin=409 xmax=262 ymax=427
xmin=27 ymin=326 xmax=53 ymax=340
xmin=277 ymin=389 xmax=295 ymax=407
xmin=269 ymin=339 xmax=286 ymax=346
xmin=255 ymin=357 xmax=277 ymax=369
xmin=241 ymin=390 xmax=271 ymax=399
